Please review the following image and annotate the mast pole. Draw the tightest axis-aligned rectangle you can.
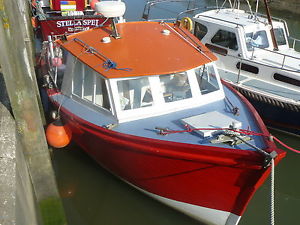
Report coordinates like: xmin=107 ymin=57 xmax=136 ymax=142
xmin=263 ymin=0 xmax=278 ymax=51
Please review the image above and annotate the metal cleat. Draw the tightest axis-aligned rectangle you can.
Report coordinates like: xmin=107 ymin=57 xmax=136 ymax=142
xmin=211 ymin=133 xmax=252 ymax=146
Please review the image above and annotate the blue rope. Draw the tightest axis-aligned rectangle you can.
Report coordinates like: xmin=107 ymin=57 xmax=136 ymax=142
xmin=72 ymin=38 xmax=132 ymax=72
xmin=103 ymin=59 xmax=132 ymax=71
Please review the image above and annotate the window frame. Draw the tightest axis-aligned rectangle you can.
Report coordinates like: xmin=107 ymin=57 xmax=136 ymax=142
xmin=109 ymin=64 xmax=224 ymax=123
xmin=71 ymin=61 xmax=111 ymax=112
xmin=211 ymin=29 xmax=239 ymax=51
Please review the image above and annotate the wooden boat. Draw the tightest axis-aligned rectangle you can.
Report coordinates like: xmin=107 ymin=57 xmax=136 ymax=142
xmin=41 ymin=1 xmax=285 ymax=225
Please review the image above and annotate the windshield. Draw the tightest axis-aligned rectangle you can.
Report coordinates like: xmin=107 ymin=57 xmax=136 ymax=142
xmin=195 ymin=65 xmax=220 ymax=94
xmin=117 ymin=77 xmax=153 ymax=110
xmin=115 ymin=64 xmax=221 ymax=112
xmin=159 ymin=72 xmax=192 ymax=103
xmin=246 ymin=30 xmax=269 ymax=50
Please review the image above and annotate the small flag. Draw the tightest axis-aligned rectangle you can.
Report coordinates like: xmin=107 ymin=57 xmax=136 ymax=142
xmin=60 ymin=1 xmax=77 ymax=11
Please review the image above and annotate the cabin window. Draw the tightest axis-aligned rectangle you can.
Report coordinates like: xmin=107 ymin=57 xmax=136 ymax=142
xmin=83 ymin=66 xmax=94 ymax=102
xmin=273 ymin=73 xmax=300 ymax=87
xmin=117 ymin=77 xmax=153 ymax=110
xmin=72 ymin=63 xmax=110 ymax=110
xmin=274 ymin=28 xmax=287 ymax=46
xmin=95 ymin=76 xmax=110 ymax=109
xmin=211 ymin=30 xmax=238 ymax=50
xmin=159 ymin=72 xmax=192 ymax=103
xmin=194 ymin=22 xmax=208 ymax=40
xmin=73 ymin=61 xmax=84 ymax=97
xmin=195 ymin=65 xmax=220 ymax=94
xmin=245 ymin=31 xmax=269 ymax=50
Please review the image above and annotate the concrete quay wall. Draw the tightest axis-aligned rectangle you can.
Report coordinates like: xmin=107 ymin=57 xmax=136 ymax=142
xmin=0 ymin=75 xmax=38 ymax=225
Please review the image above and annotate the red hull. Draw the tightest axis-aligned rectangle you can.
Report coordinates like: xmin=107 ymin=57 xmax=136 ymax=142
xmin=59 ymin=107 xmax=285 ymax=217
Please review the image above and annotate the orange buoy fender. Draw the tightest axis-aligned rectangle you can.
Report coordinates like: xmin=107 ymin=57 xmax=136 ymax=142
xmin=46 ymin=120 xmax=72 ymax=148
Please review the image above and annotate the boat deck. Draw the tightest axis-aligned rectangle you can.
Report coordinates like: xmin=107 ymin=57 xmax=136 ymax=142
xmin=219 ymin=69 xmax=300 ymax=103
xmin=51 ymin=86 xmax=266 ymax=151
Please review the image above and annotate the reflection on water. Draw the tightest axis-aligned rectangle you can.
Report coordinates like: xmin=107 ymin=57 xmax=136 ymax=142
xmin=52 ymin=0 xmax=300 ymax=225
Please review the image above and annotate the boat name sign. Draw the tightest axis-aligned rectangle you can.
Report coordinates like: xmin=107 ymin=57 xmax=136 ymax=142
xmin=56 ymin=19 xmax=101 ymax=28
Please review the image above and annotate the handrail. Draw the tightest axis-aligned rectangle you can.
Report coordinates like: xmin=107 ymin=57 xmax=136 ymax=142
xmin=250 ymin=45 xmax=300 ymax=61
xmin=288 ymin=37 xmax=300 ymax=50
xmin=142 ymin=0 xmax=193 ymax=20
xmin=251 ymin=12 xmax=287 ymax=25
xmin=223 ymin=51 xmax=300 ymax=74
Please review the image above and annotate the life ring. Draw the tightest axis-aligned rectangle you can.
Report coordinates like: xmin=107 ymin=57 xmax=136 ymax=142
xmin=180 ymin=17 xmax=193 ymax=31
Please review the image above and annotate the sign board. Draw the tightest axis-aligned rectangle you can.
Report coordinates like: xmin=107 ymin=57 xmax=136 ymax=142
xmin=39 ymin=16 xmax=110 ymax=40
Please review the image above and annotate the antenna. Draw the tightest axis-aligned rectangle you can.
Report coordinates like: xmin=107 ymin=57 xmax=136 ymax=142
xmin=95 ymin=1 xmax=126 ymax=39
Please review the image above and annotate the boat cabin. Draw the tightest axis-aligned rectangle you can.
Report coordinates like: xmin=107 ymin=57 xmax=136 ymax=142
xmin=192 ymin=8 xmax=300 ymax=94
xmin=60 ymin=53 xmax=224 ymax=123
xmin=193 ymin=9 xmax=289 ymax=58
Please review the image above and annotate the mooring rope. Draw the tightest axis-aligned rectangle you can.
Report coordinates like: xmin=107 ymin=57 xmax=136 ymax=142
xmin=270 ymin=158 xmax=275 ymax=225
xmin=155 ymin=125 xmax=300 ymax=154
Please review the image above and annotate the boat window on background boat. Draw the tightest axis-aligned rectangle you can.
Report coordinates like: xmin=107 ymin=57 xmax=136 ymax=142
xmin=211 ymin=30 xmax=238 ymax=50
xmin=117 ymin=77 xmax=153 ymax=110
xmin=194 ymin=22 xmax=208 ymax=40
xmin=274 ymin=28 xmax=287 ymax=46
xmin=273 ymin=73 xmax=300 ymax=87
xmin=195 ymin=65 xmax=220 ymax=94
xmin=159 ymin=72 xmax=192 ymax=103
xmin=245 ymin=31 xmax=269 ymax=50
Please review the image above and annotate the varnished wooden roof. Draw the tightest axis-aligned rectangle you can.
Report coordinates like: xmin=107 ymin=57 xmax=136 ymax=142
xmin=58 ymin=21 xmax=217 ymax=78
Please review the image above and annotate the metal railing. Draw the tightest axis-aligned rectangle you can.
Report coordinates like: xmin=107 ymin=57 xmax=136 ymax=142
xmin=248 ymin=44 xmax=300 ymax=72
xmin=288 ymin=37 xmax=300 ymax=50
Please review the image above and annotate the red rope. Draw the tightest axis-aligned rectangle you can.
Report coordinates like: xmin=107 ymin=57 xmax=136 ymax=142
xmin=157 ymin=125 xmax=300 ymax=153
xmin=272 ymin=136 xmax=300 ymax=154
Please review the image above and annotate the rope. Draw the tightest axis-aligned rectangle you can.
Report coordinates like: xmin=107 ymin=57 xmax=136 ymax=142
xmin=270 ymin=158 xmax=275 ymax=225
xmin=272 ymin=136 xmax=300 ymax=154
xmin=71 ymin=38 xmax=132 ymax=72
xmin=155 ymin=125 xmax=300 ymax=154
xmin=102 ymin=59 xmax=132 ymax=71
xmin=225 ymin=96 xmax=240 ymax=115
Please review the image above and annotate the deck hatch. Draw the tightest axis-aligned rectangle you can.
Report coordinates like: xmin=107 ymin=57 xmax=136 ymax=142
xmin=181 ymin=111 xmax=242 ymax=138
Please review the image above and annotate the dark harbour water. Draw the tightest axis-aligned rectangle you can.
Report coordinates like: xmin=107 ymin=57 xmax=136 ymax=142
xmin=52 ymin=1 xmax=300 ymax=225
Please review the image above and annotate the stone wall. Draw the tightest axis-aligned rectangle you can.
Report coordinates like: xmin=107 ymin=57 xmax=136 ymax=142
xmin=0 ymin=74 xmax=39 ymax=225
